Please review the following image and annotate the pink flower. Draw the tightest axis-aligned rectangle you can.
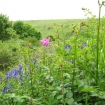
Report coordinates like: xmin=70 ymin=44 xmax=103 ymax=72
xmin=40 ymin=38 xmax=50 ymax=46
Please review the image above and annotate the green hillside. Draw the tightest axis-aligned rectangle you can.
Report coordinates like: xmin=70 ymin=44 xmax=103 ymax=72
xmin=25 ymin=19 xmax=87 ymax=37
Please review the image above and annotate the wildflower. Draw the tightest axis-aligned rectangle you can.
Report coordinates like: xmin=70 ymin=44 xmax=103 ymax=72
xmin=65 ymin=44 xmax=71 ymax=49
xmin=40 ymin=38 xmax=50 ymax=46
xmin=81 ymin=43 xmax=88 ymax=49
xmin=65 ymin=44 xmax=71 ymax=53
xmin=33 ymin=60 xmax=38 ymax=64
xmin=18 ymin=65 xmax=22 ymax=71
xmin=50 ymin=51 xmax=55 ymax=54
xmin=6 ymin=65 xmax=23 ymax=80
xmin=2 ymin=84 xmax=13 ymax=95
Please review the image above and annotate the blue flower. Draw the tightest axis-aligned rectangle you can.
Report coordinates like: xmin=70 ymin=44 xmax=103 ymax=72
xmin=34 ymin=60 xmax=38 ymax=64
xmin=18 ymin=65 xmax=22 ymax=71
xmin=6 ymin=65 xmax=23 ymax=80
xmin=2 ymin=84 xmax=13 ymax=95
xmin=81 ymin=43 xmax=88 ymax=49
xmin=65 ymin=44 xmax=71 ymax=53
xmin=50 ymin=51 xmax=55 ymax=54
xmin=65 ymin=45 xmax=71 ymax=49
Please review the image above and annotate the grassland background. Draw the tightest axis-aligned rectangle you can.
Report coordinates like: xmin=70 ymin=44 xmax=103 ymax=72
xmin=25 ymin=19 xmax=87 ymax=38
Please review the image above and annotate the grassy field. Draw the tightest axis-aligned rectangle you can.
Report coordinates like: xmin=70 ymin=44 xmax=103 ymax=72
xmin=25 ymin=19 xmax=87 ymax=38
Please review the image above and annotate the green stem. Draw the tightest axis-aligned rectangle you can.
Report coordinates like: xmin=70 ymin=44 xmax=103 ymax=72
xmin=72 ymin=33 xmax=78 ymax=98
xmin=28 ymin=50 xmax=33 ymax=105
xmin=85 ymin=93 xmax=88 ymax=105
xmin=96 ymin=1 xmax=102 ymax=84
xmin=60 ymin=66 xmax=66 ymax=105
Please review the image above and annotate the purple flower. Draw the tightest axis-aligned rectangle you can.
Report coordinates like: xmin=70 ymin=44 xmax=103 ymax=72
xmin=34 ymin=60 xmax=38 ymax=64
xmin=2 ymin=84 xmax=13 ymax=95
xmin=65 ymin=44 xmax=71 ymax=53
xmin=18 ymin=65 xmax=22 ymax=71
xmin=81 ymin=43 xmax=88 ymax=49
xmin=50 ymin=51 xmax=55 ymax=54
xmin=65 ymin=45 xmax=71 ymax=49
xmin=40 ymin=38 xmax=50 ymax=46
xmin=6 ymin=65 xmax=23 ymax=80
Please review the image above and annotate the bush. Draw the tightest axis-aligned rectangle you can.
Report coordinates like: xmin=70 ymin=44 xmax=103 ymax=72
xmin=0 ymin=41 xmax=21 ymax=71
xmin=24 ymin=36 xmax=40 ymax=47
xmin=5 ymin=28 xmax=18 ymax=39
xmin=0 ymin=14 xmax=12 ymax=42
xmin=13 ymin=21 xmax=42 ymax=40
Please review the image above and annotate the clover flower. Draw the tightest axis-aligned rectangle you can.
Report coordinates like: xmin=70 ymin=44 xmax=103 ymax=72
xmin=40 ymin=38 xmax=50 ymax=46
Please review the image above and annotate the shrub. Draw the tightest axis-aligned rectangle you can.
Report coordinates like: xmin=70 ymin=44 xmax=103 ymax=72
xmin=5 ymin=28 xmax=18 ymax=39
xmin=24 ymin=36 xmax=40 ymax=47
xmin=0 ymin=14 xmax=12 ymax=42
xmin=0 ymin=41 xmax=21 ymax=71
xmin=13 ymin=21 xmax=42 ymax=40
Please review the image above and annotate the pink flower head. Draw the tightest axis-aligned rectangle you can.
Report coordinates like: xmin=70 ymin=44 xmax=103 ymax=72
xmin=40 ymin=38 xmax=50 ymax=46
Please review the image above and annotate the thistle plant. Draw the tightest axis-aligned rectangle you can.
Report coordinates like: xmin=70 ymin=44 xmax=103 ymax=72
xmin=40 ymin=38 xmax=50 ymax=65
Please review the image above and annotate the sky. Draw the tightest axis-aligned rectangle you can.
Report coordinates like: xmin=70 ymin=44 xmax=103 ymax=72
xmin=0 ymin=0 xmax=105 ymax=21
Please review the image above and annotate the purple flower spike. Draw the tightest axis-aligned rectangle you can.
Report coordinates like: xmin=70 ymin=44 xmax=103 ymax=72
xmin=6 ymin=65 xmax=23 ymax=80
xmin=18 ymin=65 xmax=22 ymax=71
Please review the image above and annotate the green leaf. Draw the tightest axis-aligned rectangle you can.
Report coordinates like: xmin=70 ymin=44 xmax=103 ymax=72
xmin=65 ymin=98 xmax=74 ymax=105
xmin=50 ymin=91 xmax=57 ymax=100
xmin=66 ymin=90 xmax=73 ymax=98
xmin=57 ymin=95 xmax=63 ymax=99
xmin=81 ymin=87 xmax=96 ymax=92
xmin=43 ymin=65 xmax=50 ymax=71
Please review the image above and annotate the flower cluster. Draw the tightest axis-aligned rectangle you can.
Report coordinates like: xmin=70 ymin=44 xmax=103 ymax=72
xmin=40 ymin=38 xmax=50 ymax=46
xmin=6 ymin=65 xmax=23 ymax=80
xmin=2 ymin=84 xmax=13 ymax=95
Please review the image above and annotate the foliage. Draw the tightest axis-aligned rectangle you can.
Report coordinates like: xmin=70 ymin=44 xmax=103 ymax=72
xmin=24 ymin=36 xmax=40 ymax=47
xmin=13 ymin=20 xmax=42 ymax=40
xmin=5 ymin=28 xmax=18 ymax=39
xmin=0 ymin=14 xmax=12 ymax=41
xmin=0 ymin=1 xmax=105 ymax=104
xmin=0 ymin=40 xmax=21 ymax=71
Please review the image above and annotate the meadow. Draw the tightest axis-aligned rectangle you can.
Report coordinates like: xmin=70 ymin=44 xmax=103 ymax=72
xmin=0 ymin=1 xmax=105 ymax=105
xmin=25 ymin=19 xmax=87 ymax=38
